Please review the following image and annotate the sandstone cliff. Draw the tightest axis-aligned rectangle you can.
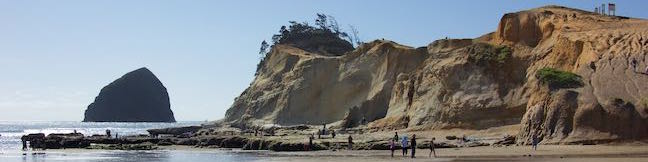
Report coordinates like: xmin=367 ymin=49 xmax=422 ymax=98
xmin=225 ymin=41 xmax=427 ymax=126
xmin=224 ymin=6 xmax=648 ymax=144
xmin=84 ymin=67 xmax=175 ymax=122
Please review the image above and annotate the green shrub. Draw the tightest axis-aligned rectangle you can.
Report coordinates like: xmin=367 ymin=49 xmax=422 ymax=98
xmin=496 ymin=46 xmax=512 ymax=63
xmin=536 ymin=68 xmax=583 ymax=89
xmin=467 ymin=43 xmax=512 ymax=65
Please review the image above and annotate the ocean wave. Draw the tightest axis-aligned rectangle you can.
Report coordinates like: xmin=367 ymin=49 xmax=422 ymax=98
xmin=0 ymin=132 xmax=27 ymax=138
xmin=0 ymin=129 xmax=24 ymax=133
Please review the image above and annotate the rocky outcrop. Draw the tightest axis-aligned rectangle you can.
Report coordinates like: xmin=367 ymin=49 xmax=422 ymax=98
xmin=225 ymin=41 xmax=428 ymax=126
xmin=147 ymin=126 xmax=202 ymax=136
xmin=83 ymin=67 xmax=175 ymax=122
xmin=223 ymin=5 xmax=648 ymax=144
xmin=22 ymin=133 xmax=89 ymax=149
xmin=503 ymin=6 xmax=648 ymax=144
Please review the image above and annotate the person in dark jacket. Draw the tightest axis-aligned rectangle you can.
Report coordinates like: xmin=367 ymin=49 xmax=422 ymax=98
xmin=348 ymin=135 xmax=353 ymax=150
xmin=411 ymin=134 xmax=417 ymax=158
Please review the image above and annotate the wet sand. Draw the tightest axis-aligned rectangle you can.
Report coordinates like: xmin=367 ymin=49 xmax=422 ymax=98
xmin=3 ymin=145 xmax=648 ymax=162
xmin=252 ymin=145 xmax=648 ymax=161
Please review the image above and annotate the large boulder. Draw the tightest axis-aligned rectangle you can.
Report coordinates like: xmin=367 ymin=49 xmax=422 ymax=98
xmin=83 ymin=67 xmax=175 ymax=122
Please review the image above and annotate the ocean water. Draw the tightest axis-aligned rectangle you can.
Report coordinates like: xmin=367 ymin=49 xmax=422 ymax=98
xmin=0 ymin=121 xmax=263 ymax=162
xmin=0 ymin=121 xmax=459 ymax=162
xmin=0 ymin=121 xmax=203 ymax=151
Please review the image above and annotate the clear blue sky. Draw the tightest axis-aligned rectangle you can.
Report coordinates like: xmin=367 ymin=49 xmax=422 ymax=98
xmin=0 ymin=1 xmax=646 ymax=121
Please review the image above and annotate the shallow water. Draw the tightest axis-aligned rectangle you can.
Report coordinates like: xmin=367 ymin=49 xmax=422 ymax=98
xmin=0 ymin=121 xmax=202 ymax=150
xmin=0 ymin=150 xmax=266 ymax=162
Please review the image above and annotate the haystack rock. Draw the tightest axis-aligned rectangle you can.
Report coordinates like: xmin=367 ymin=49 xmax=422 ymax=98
xmin=224 ymin=5 xmax=648 ymax=144
xmin=83 ymin=67 xmax=175 ymax=122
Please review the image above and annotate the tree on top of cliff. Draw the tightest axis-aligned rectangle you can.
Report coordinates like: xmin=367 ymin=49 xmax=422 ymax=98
xmin=259 ymin=40 xmax=269 ymax=59
xmin=264 ymin=13 xmax=360 ymax=56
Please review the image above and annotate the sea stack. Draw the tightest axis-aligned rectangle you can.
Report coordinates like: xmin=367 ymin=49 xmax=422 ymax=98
xmin=83 ymin=67 xmax=175 ymax=122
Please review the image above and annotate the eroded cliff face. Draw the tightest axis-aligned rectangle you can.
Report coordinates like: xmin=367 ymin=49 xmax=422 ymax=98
xmin=225 ymin=42 xmax=428 ymax=126
xmin=224 ymin=5 xmax=648 ymax=144
xmin=372 ymin=40 xmax=529 ymax=131
xmin=495 ymin=6 xmax=648 ymax=144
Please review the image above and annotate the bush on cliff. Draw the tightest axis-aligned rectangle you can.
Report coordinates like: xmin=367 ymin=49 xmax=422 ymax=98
xmin=536 ymin=68 xmax=583 ymax=89
xmin=467 ymin=43 xmax=512 ymax=66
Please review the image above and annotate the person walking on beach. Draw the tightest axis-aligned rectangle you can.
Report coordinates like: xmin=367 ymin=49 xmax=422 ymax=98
xmin=411 ymin=134 xmax=417 ymax=158
xmin=429 ymin=137 xmax=436 ymax=158
xmin=305 ymin=134 xmax=312 ymax=151
xmin=393 ymin=132 xmax=399 ymax=143
xmin=389 ymin=138 xmax=396 ymax=157
xmin=21 ymin=136 xmax=27 ymax=151
xmin=401 ymin=135 xmax=408 ymax=157
xmin=318 ymin=129 xmax=321 ymax=139
xmin=347 ymin=135 xmax=353 ymax=150
xmin=308 ymin=134 xmax=315 ymax=151
xmin=531 ymin=134 xmax=539 ymax=151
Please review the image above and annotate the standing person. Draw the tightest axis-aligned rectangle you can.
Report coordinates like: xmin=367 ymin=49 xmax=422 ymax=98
xmin=389 ymin=139 xmax=396 ymax=157
xmin=429 ymin=138 xmax=436 ymax=158
xmin=460 ymin=134 xmax=466 ymax=147
xmin=309 ymin=134 xmax=314 ymax=151
xmin=361 ymin=117 xmax=367 ymax=125
xmin=303 ymin=135 xmax=308 ymax=151
xmin=401 ymin=135 xmax=409 ymax=157
xmin=393 ymin=132 xmax=399 ymax=143
xmin=532 ymin=134 xmax=539 ymax=151
xmin=331 ymin=130 xmax=336 ymax=138
xmin=21 ymin=136 xmax=27 ymax=151
xmin=631 ymin=58 xmax=638 ymax=72
xmin=347 ymin=135 xmax=353 ymax=150
xmin=106 ymin=129 xmax=111 ymax=138
xmin=259 ymin=127 xmax=263 ymax=137
xmin=411 ymin=134 xmax=417 ymax=158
